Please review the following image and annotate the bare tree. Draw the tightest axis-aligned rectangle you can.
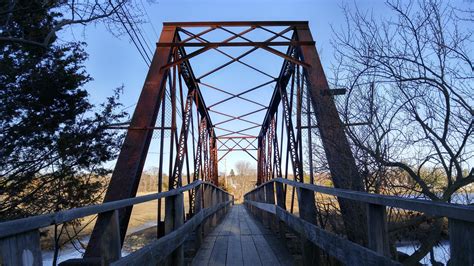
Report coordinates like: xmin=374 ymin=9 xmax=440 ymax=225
xmin=332 ymin=0 xmax=473 ymax=263
xmin=0 ymin=0 xmax=151 ymax=48
xmin=235 ymin=160 xmax=255 ymax=177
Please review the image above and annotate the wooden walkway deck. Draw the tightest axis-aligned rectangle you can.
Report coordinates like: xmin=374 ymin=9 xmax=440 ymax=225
xmin=192 ymin=204 xmax=293 ymax=266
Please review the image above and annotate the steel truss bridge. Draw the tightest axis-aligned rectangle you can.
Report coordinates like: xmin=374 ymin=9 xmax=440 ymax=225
xmin=0 ymin=21 xmax=473 ymax=266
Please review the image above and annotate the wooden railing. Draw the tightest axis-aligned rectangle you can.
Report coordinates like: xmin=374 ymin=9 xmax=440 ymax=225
xmin=244 ymin=177 xmax=474 ymax=266
xmin=0 ymin=180 xmax=233 ymax=265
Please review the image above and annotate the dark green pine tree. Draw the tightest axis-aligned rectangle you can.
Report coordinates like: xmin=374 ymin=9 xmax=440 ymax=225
xmin=0 ymin=1 xmax=127 ymax=221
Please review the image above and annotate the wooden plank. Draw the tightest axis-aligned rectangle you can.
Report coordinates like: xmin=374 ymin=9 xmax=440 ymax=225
xmin=275 ymin=182 xmax=287 ymax=240
xmin=0 ymin=180 xmax=202 ymax=239
xmin=99 ymin=210 xmax=121 ymax=264
xmin=112 ymin=200 xmax=231 ymax=265
xmin=211 ymin=188 xmax=218 ymax=228
xmin=209 ymin=218 xmax=225 ymax=236
xmin=226 ymin=235 xmax=243 ymax=266
xmin=245 ymin=200 xmax=276 ymax=214
xmin=192 ymin=236 xmax=217 ymax=266
xmin=165 ymin=193 xmax=185 ymax=265
xmin=209 ymin=236 xmax=228 ymax=266
xmin=274 ymin=178 xmax=474 ymax=222
xmin=217 ymin=216 xmax=230 ymax=236
xmin=237 ymin=205 xmax=252 ymax=236
xmin=297 ymin=187 xmax=320 ymax=265
xmin=261 ymin=233 xmax=293 ymax=266
xmin=0 ymin=230 xmax=42 ymax=266
xmin=239 ymin=218 xmax=252 ymax=235
xmin=367 ymin=204 xmax=390 ymax=256
xmin=245 ymin=209 xmax=272 ymax=236
xmin=246 ymin=210 xmax=293 ymax=266
xmin=252 ymin=235 xmax=281 ymax=266
xmin=241 ymin=235 xmax=262 ymax=266
xmin=275 ymin=206 xmax=400 ymax=266
xmin=194 ymin=185 xmax=204 ymax=250
xmin=244 ymin=214 xmax=264 ymax=235
xmin=203 ymin=185 xmax=213 ymax=236
xmin=228 ymin=208 xmax=241 ymax=236
xmin=259 ymin=187 xmax=269 ymax=227
xmin=219 ymin=208 xmax=234 ymax=236
xmin=264 ymin=183 xmax=277 ymax=231
xmin=449 ymin=218 xmax=474 ymax=265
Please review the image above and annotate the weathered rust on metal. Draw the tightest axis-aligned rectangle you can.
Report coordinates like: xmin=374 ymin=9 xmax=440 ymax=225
xmin=163 ymin=21 xmax=308 ymax=27
xmin=295 ymin=24 xmax=368 ymax=244
xmin=84 ymin=21 xmax=369 ymax=259
xmin=85 ymin=25 xmax=177 ymax=257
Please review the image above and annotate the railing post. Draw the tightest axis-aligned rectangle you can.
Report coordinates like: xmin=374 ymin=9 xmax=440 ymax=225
xmin=249 ymin=192 xmax=255 ymax=215
xmin=275 ymin=181 xmax=287 ymax=240
xmin=217 ymin=189 xmax=223 ymax=221
xmin=0 ymin=230 xmax=42 ymax=265
xmin=194 ymin=184 xmax=203 ymax=251
xmin=221 ymin=190 xmax=226 ymax=218
xmin=265 ymin=182 xmax=277 ymax=231
xmin=449 ymin=218 xmax=474 ymax=265
xmin=367 ymin=204 xmax=390 ymax=257
xmin=297 ymin=187 xmax=320 ymax=265
xmin=203 ymin=185 xmax=212 ymax=235
xmin=211 ymin=187 xmax=217 ymax=227
xmin=100 ymin=210 xmax=122 ymax=264
xmin=261 ymin=186 xmax=269 ymax=227
xmin=165 ymin=192 xmax=184 ymax=266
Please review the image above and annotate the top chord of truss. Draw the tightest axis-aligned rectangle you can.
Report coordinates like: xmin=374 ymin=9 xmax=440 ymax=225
xmin=162 ymin=21 xmax=309 ymax=27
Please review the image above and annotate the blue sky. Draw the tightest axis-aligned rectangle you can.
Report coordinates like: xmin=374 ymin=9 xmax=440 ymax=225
xmin=62 ymin=0 xmax=390 ymax=174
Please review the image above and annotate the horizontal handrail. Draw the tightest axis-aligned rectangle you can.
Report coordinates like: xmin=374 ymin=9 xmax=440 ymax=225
xmin=245 ymin=200 xmax=400 ymax=265
xmin=0 ymin=180 xmax=231 ymax=239
xmin=112 ymin=199 xmax=233 ymax=265
xmin=245 ymin=177 xmax=474 ymax=223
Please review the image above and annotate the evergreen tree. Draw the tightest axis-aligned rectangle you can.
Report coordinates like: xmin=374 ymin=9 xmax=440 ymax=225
xmin=0 ymin=1 xmax=127 ymax=220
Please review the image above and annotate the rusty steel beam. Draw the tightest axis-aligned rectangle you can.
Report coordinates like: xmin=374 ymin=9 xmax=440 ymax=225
xmin=257 ymin=25 xmax=292 ymax=41
xmin=197 ymin=26 xmax=293 ymax=80
xmin=85 ymin=22 xmax=369 ymax=259
xmin=295 ymin=24 xmax=368 ymax=244
xmin=156 ymin=41 xmax=315 ymax=47
xmin=199 ymin=82 xmax=267 ymax=109
xmin=179 ymin=26 xmax=216 ymax=43
xmin=210 ymin=136 xmax=218 ymax=185
xmin=193 ymin=117 xmax=205 ymax=181
xmin=163 ymin=21 xmax=309 ymax=27
xmin=217 ymin=27 xmax=310 ymax=67
xmin=208 ymin=80 xmax=275 ymax=108
xmin=216 ymin=136 xmax=257 ymax=139
xmin=217 ymin=148 xmax=258 ymax=152
xmin=209 ymin=108 xmax=267 ymax=124
xmin=179 ymin=28 xmax=276 ymax=79
xmin=105 ymin=126 xmax=172 ymax=130
xmin=161 ymin=27 xmax=257 ymax=71
xmin=259 ymin=48 xmax=295 ymax=137
xmin=217 ymin=125 xmax=261 ymax=138
xmin=170 ymin=89 xmax=195 ymax=189
xmin=278 ymin=64 xmax=303 ymax=183
xmin=84 ymin=26 xmax=177 ymax=257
